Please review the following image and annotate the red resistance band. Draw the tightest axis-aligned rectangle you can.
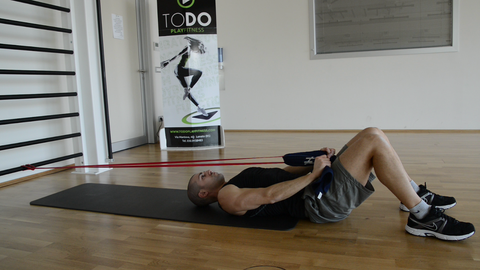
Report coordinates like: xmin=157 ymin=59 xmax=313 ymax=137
xmin=21 ymin=156 xmax=285 ymax=171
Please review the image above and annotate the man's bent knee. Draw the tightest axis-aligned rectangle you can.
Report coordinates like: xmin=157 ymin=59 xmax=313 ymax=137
xmin=362 ymin=127 xmax=388 ymax=141
xmin=363 ymin=127 xmax=383 ymax=135
xmin=360 ymin=129 xmax=388 ymax=148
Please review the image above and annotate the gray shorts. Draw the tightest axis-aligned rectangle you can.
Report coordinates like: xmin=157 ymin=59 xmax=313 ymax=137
xmin=303 ymin=145 xmax=375 ymax=223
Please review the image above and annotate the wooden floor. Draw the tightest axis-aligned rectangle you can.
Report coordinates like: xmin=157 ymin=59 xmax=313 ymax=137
xmin=1 ymin=131 xmax=480 ymax=270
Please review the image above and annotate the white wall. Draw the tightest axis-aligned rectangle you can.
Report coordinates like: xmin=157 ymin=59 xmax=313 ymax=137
xmin=192 ymin=0 xmax=479 ymax=130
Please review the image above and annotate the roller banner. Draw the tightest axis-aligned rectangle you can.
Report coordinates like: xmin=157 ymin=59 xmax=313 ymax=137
xmin=157 ymin=0 xmax=223 ymax=148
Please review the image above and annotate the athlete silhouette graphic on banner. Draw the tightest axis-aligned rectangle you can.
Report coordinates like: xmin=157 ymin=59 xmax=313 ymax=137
xmin=160 ymin=37 xmax=208 ymax=117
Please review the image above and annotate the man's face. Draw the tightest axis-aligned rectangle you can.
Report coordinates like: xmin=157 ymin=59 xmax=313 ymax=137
xmin=193 ymin=170 xmax=225 ymax=191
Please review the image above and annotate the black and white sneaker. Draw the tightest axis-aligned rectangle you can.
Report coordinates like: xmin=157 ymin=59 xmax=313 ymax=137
xmin=400 ymin=183 xmax=456 ymax=211
xmin=405 ymin=206 xmax=475 ymax=241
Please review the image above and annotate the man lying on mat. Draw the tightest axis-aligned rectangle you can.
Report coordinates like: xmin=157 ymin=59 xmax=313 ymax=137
xmin=187 ymin=127 xmax=475 ymax=241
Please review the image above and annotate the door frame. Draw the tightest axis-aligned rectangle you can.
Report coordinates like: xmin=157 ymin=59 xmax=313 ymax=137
xmin=97 ymin=0 xmax=156 ymax=153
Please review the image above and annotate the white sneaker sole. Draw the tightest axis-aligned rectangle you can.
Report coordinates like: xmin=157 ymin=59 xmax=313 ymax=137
xmin=399 ymin=202 xmax=457 ymax=212
xmin=405 ymin=225 xmax=475 ymax=241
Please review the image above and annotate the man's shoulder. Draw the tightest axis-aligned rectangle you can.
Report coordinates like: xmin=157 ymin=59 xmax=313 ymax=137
xmin=218 ymin=184 xmax=241 ymax=205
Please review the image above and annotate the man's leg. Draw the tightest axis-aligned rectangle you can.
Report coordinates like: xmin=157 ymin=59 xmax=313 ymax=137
xmin=338 ymin=127 xmax=421 ymax=209
xmin=339 ymin=128 xmax=456 ymax=211
xmin=337 ymin=127 xmax=475 ymax=240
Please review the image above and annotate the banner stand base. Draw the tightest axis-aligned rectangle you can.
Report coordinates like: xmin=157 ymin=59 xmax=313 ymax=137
xmin=159 ymin=127 xmax=225 ymax=151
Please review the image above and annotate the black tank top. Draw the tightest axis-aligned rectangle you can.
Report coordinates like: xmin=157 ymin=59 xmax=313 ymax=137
xmin=178 ymin=52 xmax=189 ymax=67
xmin=222 ymin=167 xmax=306 ymax=219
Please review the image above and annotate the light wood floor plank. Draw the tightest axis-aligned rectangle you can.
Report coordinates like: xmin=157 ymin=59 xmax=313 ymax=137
xmin=0 ymin=131 xmax=479 ymax=269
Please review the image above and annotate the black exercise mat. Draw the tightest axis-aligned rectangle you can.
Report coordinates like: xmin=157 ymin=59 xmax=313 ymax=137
xmin=30 ymin=183 xmax=298 ymax=231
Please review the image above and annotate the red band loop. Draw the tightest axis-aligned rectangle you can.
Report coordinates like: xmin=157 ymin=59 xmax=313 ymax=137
xmin=23 ymin=156 xmax=285 ymax=171
xmin=22 ymin=164 xmax=36 ymax=171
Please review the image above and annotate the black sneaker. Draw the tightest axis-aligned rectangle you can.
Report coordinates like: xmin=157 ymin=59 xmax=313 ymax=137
xmin=405 ymin=206 xmax=475 ymax=241
xmin=400 ymin=183 xmax=456 ymax=211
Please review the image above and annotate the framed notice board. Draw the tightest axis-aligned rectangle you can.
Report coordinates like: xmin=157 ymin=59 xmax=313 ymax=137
xmin=309 ymin=0 xmax=459 ymax=59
